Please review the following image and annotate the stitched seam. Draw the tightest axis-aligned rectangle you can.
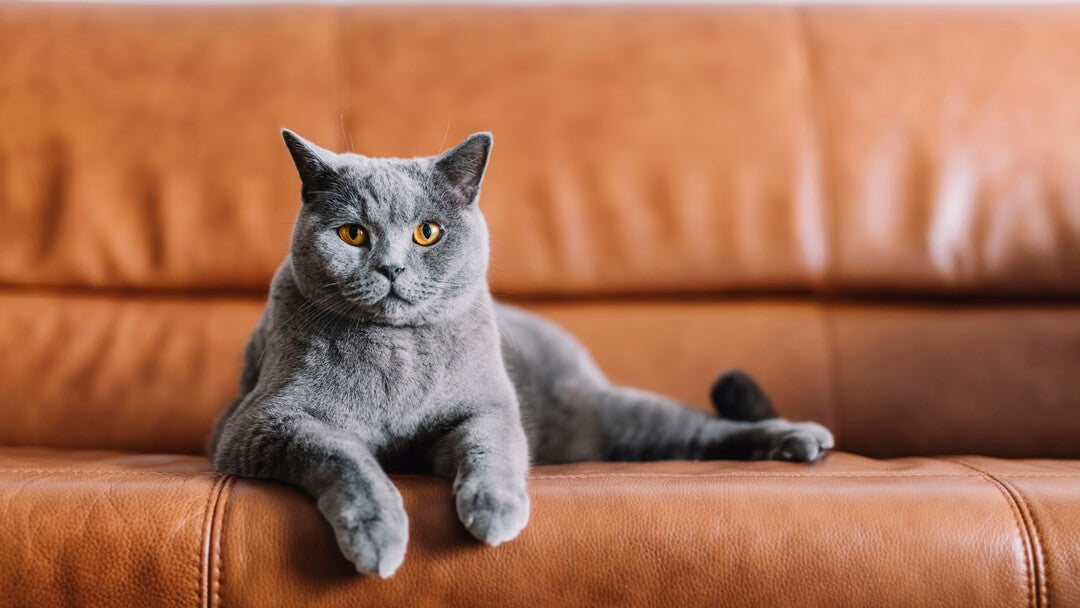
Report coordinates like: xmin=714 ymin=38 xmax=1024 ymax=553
xmin=951 ymin=460 xmax=1037 ymax=608
xmin=526 ymin=472 xmax=986 ymax=480
xmin=199 ymin=475 xmax=229 ymax=608
xmin=794 ymin=5 xmax=832 ymax=293
xmin=793 ymin=4 xmax=841 ymax=447
xmin=1011 ymin=483 xmax=1049 ymax=608
xmin=3 ymin=468 xmax=1080 ymax=480
xmin=210 ymin=477 xmax=236 ymax=608
xmin=821 ymin=302 xmax=842 ymax=446
xmin=195 ymin=475 xmax=220 ymax=608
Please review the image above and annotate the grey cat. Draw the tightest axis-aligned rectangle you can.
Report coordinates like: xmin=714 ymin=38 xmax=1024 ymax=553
xmin=210 ymin=130 xmax=834 ymax=578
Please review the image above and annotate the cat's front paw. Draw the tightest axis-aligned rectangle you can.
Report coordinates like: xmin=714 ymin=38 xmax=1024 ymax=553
xmin=318 ymin=492 xmax=409 ymax=578
xmin=764 ymin=420 xmax=835 ymax=462
xmin=454 ymin=477 xmax=530 ymax=546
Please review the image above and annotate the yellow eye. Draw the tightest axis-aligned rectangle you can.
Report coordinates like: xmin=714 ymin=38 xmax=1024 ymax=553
xmin=337 ymin=224 xmax=367 ymax=246
xmin=413 ymin=221 xmax=442 ymax=246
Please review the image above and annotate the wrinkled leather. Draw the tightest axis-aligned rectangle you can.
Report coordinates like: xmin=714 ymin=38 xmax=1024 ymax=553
xmin=2 ymin=5 xmax=1078 ymax=295
xmin=0 ymin=448 xmax=225 ymax=608
xmin=805 ymin=6 xmax=1080 ymax=293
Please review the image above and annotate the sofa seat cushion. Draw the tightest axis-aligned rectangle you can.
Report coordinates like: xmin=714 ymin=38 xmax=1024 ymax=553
xmin=1 ymin=447 xmax=1076 ymax=607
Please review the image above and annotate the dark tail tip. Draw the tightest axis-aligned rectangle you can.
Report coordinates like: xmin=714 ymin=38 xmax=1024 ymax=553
xmin=710 ymin=369 xmax=778 ymax=421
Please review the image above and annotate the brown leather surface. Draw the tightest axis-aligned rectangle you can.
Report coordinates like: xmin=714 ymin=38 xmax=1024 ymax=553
xmin=0 ymin=448 xmax=222 ymax=608
xmin=225 ymin=455 xmax=1029 ymax=607
xmin=6 ymin=290 xmax=1080 ymax=459
xmin=0 ymin=291 xmax=256 ymax=454
xmin=0 ymin=4 xmax=336 ymax=291
xmin=340 ymin=6 xmax=825 ymax=296
xmin=955 ymin=456 xmax=1080 ymax=607
xmin=2 ymin=5 xmax=1080 ymax=606
xmin=7 ymin=447 xmax=1073 ymax=608
xmin=3 ymin=5 xmax=1078 ymax=295
xmin=806 ymin=6 xmax=1080 ymax=294
xmin=831 ymin=304 xmax=1080 ymax=459
xmin=0 ymin=292 xmax=833 ymax=454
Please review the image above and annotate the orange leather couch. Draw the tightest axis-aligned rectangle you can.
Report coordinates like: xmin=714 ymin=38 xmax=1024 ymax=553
xmin=2 ymin=4 xmax=1079 ymax=607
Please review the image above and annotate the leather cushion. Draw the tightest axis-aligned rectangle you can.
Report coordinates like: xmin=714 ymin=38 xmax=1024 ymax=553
xmin=2 ymin=5 xmax=1078 ymax=295
xmin=5 ymin=291 xmax=1079 ymax=459
xmin=5 ymin=447 xmax=1076 ymax=607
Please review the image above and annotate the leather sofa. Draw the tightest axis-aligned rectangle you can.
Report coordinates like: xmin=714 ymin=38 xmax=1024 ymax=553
xmin=2 ymin=4 xmax=1078 ymax=607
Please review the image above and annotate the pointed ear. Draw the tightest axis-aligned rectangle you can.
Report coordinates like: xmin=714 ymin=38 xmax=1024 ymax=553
xmin=281 ymin=128 xmax=336 ymax=185
xmin=434 ymin=132 xmax=492 ymax=206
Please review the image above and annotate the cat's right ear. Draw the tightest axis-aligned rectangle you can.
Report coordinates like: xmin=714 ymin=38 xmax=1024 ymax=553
xmin=281 ymin=128 xmax=336 ymax=186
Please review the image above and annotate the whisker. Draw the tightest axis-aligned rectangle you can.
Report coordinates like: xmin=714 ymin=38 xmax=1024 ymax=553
xmin=437 ymin=112 xmax=452 ymax=153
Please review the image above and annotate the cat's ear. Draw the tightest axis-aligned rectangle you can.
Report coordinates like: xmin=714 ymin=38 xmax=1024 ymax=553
xmin=281 ymin=128 xmax=336 ymax=185
xmin=434 ymin=132 xmax=492 ymax=207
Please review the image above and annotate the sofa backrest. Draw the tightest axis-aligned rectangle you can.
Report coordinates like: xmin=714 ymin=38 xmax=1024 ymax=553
xmin=2 ymin=4 xmax=1078 ymax=458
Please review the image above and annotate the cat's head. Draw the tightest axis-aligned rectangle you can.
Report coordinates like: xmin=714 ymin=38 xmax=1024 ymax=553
xmin=281 ymin=129 xmax=493 ymax=326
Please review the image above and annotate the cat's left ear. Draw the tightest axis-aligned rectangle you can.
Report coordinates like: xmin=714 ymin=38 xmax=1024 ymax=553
xmin=434 ymin=132 xmax=492 ymax=207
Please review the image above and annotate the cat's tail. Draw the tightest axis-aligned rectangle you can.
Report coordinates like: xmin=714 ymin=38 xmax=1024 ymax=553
xmin=710 ymin=369 xmax=778 ymax=422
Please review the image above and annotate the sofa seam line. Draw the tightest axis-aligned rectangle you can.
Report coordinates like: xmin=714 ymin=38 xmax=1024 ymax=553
xmin=210 ymin=476 xmax=236 ymax=608
xmin=197 ymin=474 xmax=226 ymax=608
xmin=794 ymin=4 xmax=842 ymax=446
xmin=0 ymin=469 xmax=215 ymax=477
xmin=1010 ymin=483 xmax=1049 ymax=608
xmin=793 ymin=4 xmax=832 ymax=294
xmin=526 ymin=472 xmax=989 ymax=480
xmin=950 ymin=459 xmax=1038 ymax=608
xmin=195 ymin=476 xmax=215 ymax=608
xmin=822 ymin=301 xmax=842 ymax=448
xmin=3 ymin=468 xmax=1080 ymax=479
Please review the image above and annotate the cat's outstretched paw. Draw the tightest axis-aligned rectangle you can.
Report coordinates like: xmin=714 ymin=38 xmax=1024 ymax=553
xmin=318 ymin=493 xmax=409 ymax=578
xmin=765 ymin=421 xmax=835 ymax=462
xmin=454 ymin=477 xmax=530 ymax=546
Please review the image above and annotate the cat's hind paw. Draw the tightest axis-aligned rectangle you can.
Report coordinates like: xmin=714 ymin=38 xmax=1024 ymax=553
xmin=765 ymin=421 xmax=835 ymax=462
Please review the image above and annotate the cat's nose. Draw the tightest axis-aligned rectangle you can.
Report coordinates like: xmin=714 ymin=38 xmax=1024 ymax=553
xmin=376 ymin=264 xmax=406 ymax=281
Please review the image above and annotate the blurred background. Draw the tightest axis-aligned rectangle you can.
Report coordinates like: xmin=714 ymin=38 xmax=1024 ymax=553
xmin=1 ymin=1 xmax=1078 ymax=460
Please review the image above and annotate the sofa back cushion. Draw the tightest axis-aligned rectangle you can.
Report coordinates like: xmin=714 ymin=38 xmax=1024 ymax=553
xmin=1 ymin=5 xmax=1078 ymax=457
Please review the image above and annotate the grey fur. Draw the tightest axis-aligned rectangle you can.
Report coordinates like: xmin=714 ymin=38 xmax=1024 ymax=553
xmin=211 ymin=130 xmax=834 ymax=578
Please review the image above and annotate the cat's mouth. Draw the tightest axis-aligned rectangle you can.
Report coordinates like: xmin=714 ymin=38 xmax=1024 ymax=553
xmin=369 ymin=283 xmax=416 ymax=307
xmin=381 ymin=290 xmax=414 ymax=305
xmin=335 ymin=281 xmax=416 ymax=310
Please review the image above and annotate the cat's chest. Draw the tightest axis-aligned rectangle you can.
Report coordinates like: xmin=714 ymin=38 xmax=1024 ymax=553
xmin=302 ymin=325 xmax=461 ymax=416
